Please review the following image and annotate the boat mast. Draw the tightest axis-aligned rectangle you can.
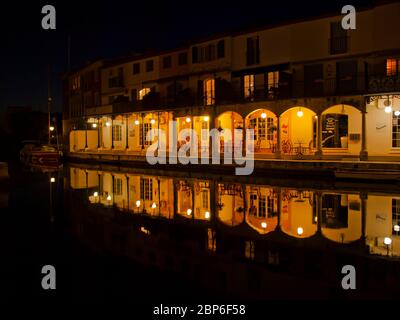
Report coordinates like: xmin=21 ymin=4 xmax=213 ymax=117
xmin=47 ymin=65 xmax=52 ymax=145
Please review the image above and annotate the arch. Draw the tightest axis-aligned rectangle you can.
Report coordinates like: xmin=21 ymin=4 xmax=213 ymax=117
xmin=245 ymin=108 xmax=278 ymax=153
xmin=216 ymin=111 xmax=243 ymax=129
xmin=320 ymin=104 xmax=361 ymax=153
xmin=279 ymin=107 xmax=317 ymax=156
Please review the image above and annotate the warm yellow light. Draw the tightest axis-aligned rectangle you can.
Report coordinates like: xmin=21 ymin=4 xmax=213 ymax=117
xmin=134 ymin=120 xmax=140 ymax=125
xmin=150 ymin=119 xmax=156 ymax=124
xmin=203 ymin=116 xmax=209 ymax=122
xmin=395 ymin=111 xmax=400 ymax=117
xmin=384 ymin=237 xmax=392 ymax=245
xmin=385 ymin=106 xmax=392 ymax=114
xmin=314 ymin=115 xmax=318 ymax=119
xmin=187 ymin=208 xmax=192 ymax=216
xmin=394 ymin=225 xmax=400 ymax=232
xmin=92 ymin=123 xmax=97 ymax=128
xmin=50 ymin=177 xmax=55 ymax=183
xmin=49 ymin=126 xmax=55 ymax=132
xmin=185 ymin=117 xmax=191 ymax=123
xmin=93 ymin=192 xmax=98 ymax=197
xmin=261 ymin=222 xmax=267 ymax=229
xmin=297 ymin=109 xmax=304 ymax=118
xmin=105 ymin=122 xmax=111 ymax=127
xmin=107 ymin=195 xmax=112 ymax=201
xmin=151 ymin=202 xmax=157 ymax=209
xmin=297 ymin=227 xmax=304 ymax=235
xmin=205 ymin=211 xmax=210 ymax=219
xmin=261 ymin=112 xmax=267 ymax=119
xmin=136 ymin=200 xmax=141 ymax=208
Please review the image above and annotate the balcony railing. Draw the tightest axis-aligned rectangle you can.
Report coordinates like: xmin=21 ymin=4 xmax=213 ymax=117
xmin=329 ymin=36 xmax=349 ymax=55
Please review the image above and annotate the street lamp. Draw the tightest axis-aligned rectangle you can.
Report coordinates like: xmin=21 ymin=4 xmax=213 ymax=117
xmin=50 ymin=177 xmax=55 ymax=183
xmin=49 ymin=126 xmax=55 ymax=132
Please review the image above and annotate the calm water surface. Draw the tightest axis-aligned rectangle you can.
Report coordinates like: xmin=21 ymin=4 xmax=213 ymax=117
xmin=1 ymin=162 xmax=400 ymax=300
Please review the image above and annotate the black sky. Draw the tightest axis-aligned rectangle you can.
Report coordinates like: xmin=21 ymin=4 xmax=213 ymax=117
xmin=0 ymin=0 xmax=377 ymax=113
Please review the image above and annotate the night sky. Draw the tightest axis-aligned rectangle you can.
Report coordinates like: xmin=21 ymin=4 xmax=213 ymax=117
xmin=0 ymin=0 xmax=376 ymax=113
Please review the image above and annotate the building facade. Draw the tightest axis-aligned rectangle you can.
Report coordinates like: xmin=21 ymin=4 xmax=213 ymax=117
xmin=63 ymin=2 xmax=400 ymax=161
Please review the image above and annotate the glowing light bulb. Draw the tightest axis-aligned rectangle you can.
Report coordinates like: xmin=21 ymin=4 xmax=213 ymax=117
xmin=107 ymin=195 xmax=112 ymax=201
xmin=261 ymin=222 xmax=267 ymax=229
xmin=93 ymin=192 xmax=98 ymax=197
xmin=105 ymin=122 xmax=111 ymax=127
xmin=205 ymin=211 xmax=210 ymax=219
xmin=261 ymin=112 xmax=267 ymax=119
xmin=394 ymin=225 xmax=400 ymax=232
xmin=297 ymin=227 xmax=304 ymax=235
xmin=395 ymin=111 xmax=400 ymax=117
xmin=150 ymin=119 xmax=156 ymax=124
xmin=92 ymin=123 xmax=97 ymax=128
xmin=297 ymin=109 xmax=304 ymax=118
xmin=50 ymin=177 xmax=55 ymax=183
xmin=384 ymin=106 xmax=392 ymax=114
xmin=185 ymin=117 xmax=191 ymax=123
xmin=187 ymin=208 xmax=192 ymax=216
xmin=136 ymin=200 xmax=141 ymax=208
xmin=151 ymin=202 xmax=157 ymax=209
xmin=134 ymin=120 xmax=140 ymax=125
xmin=203 ymin=116 xmax=209 ymax=122
xmin=49 ymin=126 xmax=55 ymax=132
xmin=384 ymin=237 xmax=392 ymax=245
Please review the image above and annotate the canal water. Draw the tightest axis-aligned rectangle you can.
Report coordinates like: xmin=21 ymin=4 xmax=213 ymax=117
xmin=1 ymin=162 xmax=400 ymax=300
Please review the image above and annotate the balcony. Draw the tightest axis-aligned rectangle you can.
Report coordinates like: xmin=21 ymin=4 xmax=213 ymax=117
xmin=329 ymin=36 xmax=349 ymax=55
xmin=368 ymin=75 xmax=400 ymax=94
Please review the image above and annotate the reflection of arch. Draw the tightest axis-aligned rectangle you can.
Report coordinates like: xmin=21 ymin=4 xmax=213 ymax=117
xmin=245 ymin=214 xmax=277 ymax=234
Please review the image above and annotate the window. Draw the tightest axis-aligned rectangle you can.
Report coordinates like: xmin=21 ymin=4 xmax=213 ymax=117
xmin=207 ymin=228 xmax=216 ymax=252
xmin=318 ymin=114 xmax=348 ymax=148
xmin=112 ymin=125 xmax=122 ymax=142
xmin=139 ymin=123 xmax=153 ymax=146
xmin=217 ymin=40 xmax=225 ymax=59
xmin=146 ymin=60 xmax=154 ymax=72
xmin=266 ymin=117 xmax=274 ymax=141
xmin=246 ymin=36 xmax=260 ymax=66
xmin=249 ymin=117 xmax=272 ymax=141
xmin=387 ymin=58 xmax=399 ymax=77
xmin=178 ymin=52 xmax=187 ymax=65
xmin=163 ymin=56 xmax=172 ymax=69
xmin=392 ymin=111 xmax=400 ymax=148
xmin=267 ymin=72 xmax=279 ymax=91
xmin=140 ymin=178 xmax=153 ymax=201
xmin=258 ymin=196 xmax=266 ymax=218
xmin=245 ymin=241 xmax=255 ymax=260
xmin=329 ymin=21 xmax=348 ymax=54
xmin=192 ymin=46 xmax=198 ymax=63
xmin=244 ymin=75 xmax=255 ymax=99
xmin=138 ymin=87 xmax=151 ymax=100
xmin=267 ymin=196 xmax=274 ymax=217
xmin=203 ymin=79 xmax=215 ymax=105
xmin=133 ymin=63 xmax=140 ymax=75
xmin=72 ymin=76 xmax=81 ymax=90
xmin=201 ymin=190 xmax=209 ymax=209
xmin=113 ymin=178 xmax=122 ymax=195
xmin=392 ymin=199 xmax=400 ymax=235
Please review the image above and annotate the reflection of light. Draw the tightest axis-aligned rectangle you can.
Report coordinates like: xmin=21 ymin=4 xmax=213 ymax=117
xmin=395 ymin=111 xmax=400 ymax=117
xmin=107 ymin=195 xmax=112 ymax=201
xmin=134 ymin=120 xmax=140 ymax=125
xmin=151 ymin=202 xmax=157 ymax=209
xmin=140 ymin=227 xmax=150 ymax=235
xmin=394 ymin=225 xmax=400 ymax=232
xmin=185 ymin=117 xmax=191 ymax=123
xmin=261 ymin=222 xmax=267 ymax=229
xmin=93 ymin=192 xmax=98 ymax=197
xmin=314 ymin=115 xmax=318 ymax=119
xmin=203 ymin=116 xmax=209 ymax=122
xmin=384 ymin=106 xmax=392 ymax=114
xmin=261 ymin=112 xmax=267 ymax=119
xmin=187 ymin=208 xmax=192 ymax=216
xmin=92 ymin=123 xmax=97 ymax=128
xmin=297 ymin=109 xmax=304 ymax=118
xmin=49 ymin=126 xmax=55 ymax=132
xmin=384 ymin=237 xmax=392 ymax=245
xmin=297 ymin=227 xmax=304 ymax=235
xmin=150 ymin=119 xmax=156 ymax=124
xmin=205 ymin=211 xmax=210 ymax=219
xmin=136 ymin=200 xmax=141 ymax=208
xmin=50 ymin=177 xmax=55 ymax=183
xmin=105 ymin=122 xmax=111 ymax=127
xmin=314 ymin=216 xmax=318 ymax=222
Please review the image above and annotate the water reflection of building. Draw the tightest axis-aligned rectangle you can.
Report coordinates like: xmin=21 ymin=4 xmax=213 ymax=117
xmin=69 ymin=166 xmax=400 ymax=257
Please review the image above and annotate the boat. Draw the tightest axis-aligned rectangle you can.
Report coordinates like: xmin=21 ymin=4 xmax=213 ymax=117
xmin=20 ymin=143 xmax=62 ymax=166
